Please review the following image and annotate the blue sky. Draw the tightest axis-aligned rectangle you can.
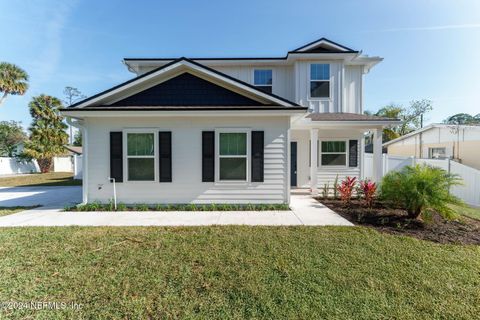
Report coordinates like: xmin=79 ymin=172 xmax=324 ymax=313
xmin=1 ymin=0 xmax=479 ymax=129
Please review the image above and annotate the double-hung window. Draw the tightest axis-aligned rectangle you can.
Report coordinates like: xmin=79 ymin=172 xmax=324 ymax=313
xmin=127 ymin=133 xmax=155 ymax=181
xmin=254 ymin=69 xmax=273 ymax=94
xmin=219 ymin=132 xmax=247 ymax=181
xmin=310 ymin=64 xmax=330 ymax=98
xmin=321 ymin=141 xmax=346 ymax=166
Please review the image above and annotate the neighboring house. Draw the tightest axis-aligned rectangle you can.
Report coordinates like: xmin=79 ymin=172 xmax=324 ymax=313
xmin=64 ymin=145 xmax=83 ymax=156
xmin=61 ymin=37 xmax=398 ymax=204
xmin=384 ymin=124 xmax=480 ymax=170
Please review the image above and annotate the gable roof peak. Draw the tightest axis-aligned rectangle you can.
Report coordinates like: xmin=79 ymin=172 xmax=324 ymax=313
xmin=290 ymin=37 xmax=357 ymax=53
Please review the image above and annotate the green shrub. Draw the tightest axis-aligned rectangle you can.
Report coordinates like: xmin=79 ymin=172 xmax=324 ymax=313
xmin=380 ymin=164 xmax=462 ymax=220
xmin=333 ymin=175 xmax=339 ymax=199
xmin=117 ymin=203 xmax=127 ymax=211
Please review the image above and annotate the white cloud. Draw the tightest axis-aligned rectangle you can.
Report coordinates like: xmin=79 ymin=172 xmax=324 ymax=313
xmin=366 ymin=23 xmax=480 ymax=33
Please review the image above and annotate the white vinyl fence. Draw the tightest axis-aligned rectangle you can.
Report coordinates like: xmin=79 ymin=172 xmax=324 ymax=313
xmin=53 ymin=156 xmax=73 ymax=172
xmin=0 ymin=156 xmax=81 ymax=176
xmin=0 ymin=157 xmax=39 ymax=175
xmin=73 ymin=155 xmax=82 ymax=180
xmin=364 ymin=154 xmax=480 ymax=206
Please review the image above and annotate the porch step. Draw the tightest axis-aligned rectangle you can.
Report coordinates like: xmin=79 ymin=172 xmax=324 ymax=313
xmin=291 ymin=188 xmax=311 ymax=195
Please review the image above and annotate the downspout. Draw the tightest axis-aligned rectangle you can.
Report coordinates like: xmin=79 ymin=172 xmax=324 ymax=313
xmin=66 ymin=117 xmax=88 ymax=204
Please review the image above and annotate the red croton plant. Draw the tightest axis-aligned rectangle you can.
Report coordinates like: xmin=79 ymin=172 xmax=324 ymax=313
xmin=359 ymin=179 xmax=377 ymax=208
xmin=337 ymin=176 xmax=357 ymax=204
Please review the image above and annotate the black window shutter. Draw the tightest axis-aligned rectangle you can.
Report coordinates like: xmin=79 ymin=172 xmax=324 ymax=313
xmin=159 ymin=132 xmax=172 ymax=182
xmin=202 ymin=131 xmax=215 ymax=182
xmin=110 ymin=132 xmax=123 ymax=182
xmin=349 ymin=140 xmax=358 ymax=167
xmin=251 ymin=131 xmax=264 ymax=182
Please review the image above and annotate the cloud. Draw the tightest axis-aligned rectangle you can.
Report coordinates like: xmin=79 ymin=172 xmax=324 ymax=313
xmin=366 ymin=23 xmax=480 ymax=33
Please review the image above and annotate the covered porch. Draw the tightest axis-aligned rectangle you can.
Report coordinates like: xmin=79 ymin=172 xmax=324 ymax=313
xmin=290 ymin=113 xmax=400 ymax=195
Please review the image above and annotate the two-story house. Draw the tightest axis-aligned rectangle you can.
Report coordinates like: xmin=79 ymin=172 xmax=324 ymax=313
xmin=61 ymin=37 xmax=399 ymax=204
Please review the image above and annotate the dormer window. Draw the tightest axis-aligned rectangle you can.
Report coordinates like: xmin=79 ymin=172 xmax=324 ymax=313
xmin=310 ymin=64 xmax=330 ymax=98
xmin=254 ymin=69 xmax=273 ymax=94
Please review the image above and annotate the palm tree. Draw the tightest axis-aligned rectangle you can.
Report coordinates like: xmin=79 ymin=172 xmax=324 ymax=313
xmin=23 ymin=95 xmax=68 ymax=172
xmin=0 ymin=62 xmax=29 ymax=106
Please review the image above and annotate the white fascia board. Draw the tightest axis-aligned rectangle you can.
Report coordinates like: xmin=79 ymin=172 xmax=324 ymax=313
xmin=346 ymin=56 xmax=383 ymax=73
xmin=124 ymin=53 xmax=360 ymax=70
xmin=295 ymin=39 xmax=349 ymax=52
xmin=292 ymin=118 xmax=399 ymax=130
xmin=60 ymin=109 xmax=306 ymax=118
xmin=73 ymin=60 xmax=295 ymax=108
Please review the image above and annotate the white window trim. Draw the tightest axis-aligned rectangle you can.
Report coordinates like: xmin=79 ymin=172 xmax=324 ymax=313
xmin=123 ymin=129 xmax=158 ymax=183
xmin=215 ymin=128 xmax=251 ymax=184
xmin=308 ymin=63 xmax=331 ymax=101
xmin=429 ymin=147 xmax=447 ymax=159
xmin=319 ymin=139 xmax=348 ymax=168
xmin=253 ymin=68 xmax=273 ymax=94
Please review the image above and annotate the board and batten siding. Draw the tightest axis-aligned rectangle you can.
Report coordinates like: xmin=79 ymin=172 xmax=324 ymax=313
xmin=85 ymin=116 xmax=290 ymax=204
xmin=344 ymin=66 xmax=363 ymax=114
xmin=294 ymin=61 xmax=342 ymax=113
xmin=136 ymin=62 xmax=364 ymax=114
xmin=290 ymin=129 xmax=363 ymax=188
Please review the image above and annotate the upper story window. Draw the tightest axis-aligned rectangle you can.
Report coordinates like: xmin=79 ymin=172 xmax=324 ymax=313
xmin=310 ymin=64 xmax=330 ymax=98
xmin=254 ymin=69 xmax=273 ymax=94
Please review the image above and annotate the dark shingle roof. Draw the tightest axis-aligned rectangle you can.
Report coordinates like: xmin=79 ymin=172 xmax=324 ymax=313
xmin=307 ymin=113 xmax=399 ymax=122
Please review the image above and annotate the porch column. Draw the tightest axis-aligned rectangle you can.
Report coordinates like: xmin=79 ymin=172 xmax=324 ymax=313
xmin=310 ymin=128 xmax=318 ymax=194
xmin=373 ymin=128 xmax=383 ymax=183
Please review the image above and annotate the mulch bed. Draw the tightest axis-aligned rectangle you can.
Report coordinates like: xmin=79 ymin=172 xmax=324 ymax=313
xmin=318 ymin=198 xmax=480 ymax=245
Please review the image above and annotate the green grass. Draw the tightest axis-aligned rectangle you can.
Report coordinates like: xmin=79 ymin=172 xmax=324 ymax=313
xmin=451 ymin=204 xmax=480 ymax=220
xmin=0 ymin=227 xmax=479 ymax=319
xmin=0 ymin=172 xmax=82 ymax=187
xmin=66 ymin=202 xmax=290 ymax=212
xmin=0 ymin=206 xmax=39 ymax=217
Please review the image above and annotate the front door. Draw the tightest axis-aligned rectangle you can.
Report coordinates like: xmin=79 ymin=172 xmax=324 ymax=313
xmin=290 ymin=142 xmax=297 ymax=187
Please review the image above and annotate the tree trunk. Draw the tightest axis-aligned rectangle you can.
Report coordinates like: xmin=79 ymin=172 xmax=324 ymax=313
xmin=407 ymin=207 xmax=422 ymax=219
xmin=0 ymin=93 xmax=7 ymax=106
xmin=37 ymin=158 xmax=52 ymax=173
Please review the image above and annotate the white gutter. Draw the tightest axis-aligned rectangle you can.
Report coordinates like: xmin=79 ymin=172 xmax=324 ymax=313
xmin=66 ymin=117 xmax=88 ymax=204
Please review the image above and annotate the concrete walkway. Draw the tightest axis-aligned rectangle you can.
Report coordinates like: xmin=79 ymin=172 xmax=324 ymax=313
xmin=0 ymin=195 xmax=353 ymax=227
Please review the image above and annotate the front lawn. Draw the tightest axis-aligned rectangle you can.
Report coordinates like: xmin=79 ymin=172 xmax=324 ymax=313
xmin=0 ymin=227 xmax=479 ymax=319
xmin=451 ymin=204 xmax=480 ymax=220
xmin=0 ymin=172 xmax=81 ymax=187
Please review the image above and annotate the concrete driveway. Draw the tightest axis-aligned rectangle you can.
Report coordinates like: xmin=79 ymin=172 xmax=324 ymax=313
xmin=0 ymin=186 xmax=82 ymax=209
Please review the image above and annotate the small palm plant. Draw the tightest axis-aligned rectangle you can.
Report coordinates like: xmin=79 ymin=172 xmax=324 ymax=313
xmin=0 ymin=62 xmax=29 ymax=106
xmin=380 ymin=164 xmax=462 ymax=220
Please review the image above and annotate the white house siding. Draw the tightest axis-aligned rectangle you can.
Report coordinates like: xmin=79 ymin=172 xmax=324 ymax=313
xmin=135 ymin=62 xmax=365 ymax=114
xmin=344 ymin=66 xmax=362 ymax=114
xmin=294 ymin=61 xmax=343 ymax=113
xmin=85 ymin=116 xmax=290 ymax=204
xmin=290 ymin=129 xmax=363 ymax=188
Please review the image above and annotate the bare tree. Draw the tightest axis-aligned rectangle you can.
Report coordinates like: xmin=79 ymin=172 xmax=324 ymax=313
xmin=63 ymin=87 xmax=86 ymax=144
